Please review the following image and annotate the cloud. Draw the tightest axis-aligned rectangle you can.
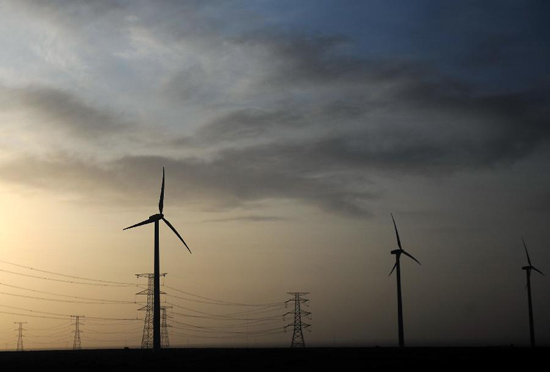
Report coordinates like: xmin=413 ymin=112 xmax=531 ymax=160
xmin=201 ymin=215 xmax=290 ymax=223
xmin=1 ymin=85 xmax=130 ymax=138
xmin=10 ymin=0 xmax=124 ymax=24
xmin=2 ymin=32 xmax=550 ymax=218
xmin=0 ymin=151 xmax=375 ymax=217
xmin=1 ymin=1 xmax=549 ymax=219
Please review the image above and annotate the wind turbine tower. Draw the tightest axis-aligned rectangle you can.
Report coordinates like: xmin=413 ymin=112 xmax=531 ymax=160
xmin=389 ymin=214 xmax=421 ymax=348
xmin=521 ymin=237 xmax=544 ymax=347
xmin=124 ymin=167 xmax=192 ymax=351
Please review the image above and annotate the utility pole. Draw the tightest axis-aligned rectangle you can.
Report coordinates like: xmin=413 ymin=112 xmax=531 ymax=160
xmin=71 ymin=315 xmax=84 ymax=350
xmin=284 ymin=292 xmax=311 ymax=348
xmin=136 ymin=273 xmax=166 ymax=349
xmin=15 ymin=322 xmax=27 ymax=351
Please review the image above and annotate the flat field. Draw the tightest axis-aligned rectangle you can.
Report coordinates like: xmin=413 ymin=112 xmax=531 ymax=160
xmin=0 ymin=347 xmax=543 ymax=370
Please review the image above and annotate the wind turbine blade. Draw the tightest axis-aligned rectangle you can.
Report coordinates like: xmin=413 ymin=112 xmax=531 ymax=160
xmin=402 ymin=250 xmax=421 ymax=265
xmin=389 ymin=262 xmax=397 ymax=276
xmin=123 ymin=218 xmax=153 ymax=230
xmin=532 ymin=266 xmax=545 ymax=276
xmin=522 ymin=237 xmax=532 ymax=266
xmin=391 ymin=213 xmax=402 ymax=250
xmin=162 ymin=218 xmax=191 ymax=253
xmin=159 ymin=167 xmax=165 ymax=214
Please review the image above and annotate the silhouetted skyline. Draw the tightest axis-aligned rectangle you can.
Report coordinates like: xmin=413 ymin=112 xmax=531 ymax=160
xmin=0 ymin=1 xmax=549 ymax=349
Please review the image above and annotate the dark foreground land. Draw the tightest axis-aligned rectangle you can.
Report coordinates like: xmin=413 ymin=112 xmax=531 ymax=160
xmin=0 ymin=347 xmax=545 ymax=370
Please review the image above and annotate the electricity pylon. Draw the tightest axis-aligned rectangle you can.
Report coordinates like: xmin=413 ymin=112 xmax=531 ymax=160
xmin=71 ymin=315 xmax=84 ymax=350
xmin=15 ymin=322 xmax=26 ymax=351
xmin=284 ymin=292 xmax=311 ymax=348
xmin=136 ymin=273 xmax=166 ymax=349
xmin=161 ymin=306 xmax=172 ymax=348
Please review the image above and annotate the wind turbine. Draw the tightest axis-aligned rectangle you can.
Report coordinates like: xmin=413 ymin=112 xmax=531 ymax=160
xmin=389 ymin=213 xmax=421 ymax=348
xmin=123 ymin=167 xmax=191 ymax=351
xmin=521 ymin=237 xmax=544 ymax=347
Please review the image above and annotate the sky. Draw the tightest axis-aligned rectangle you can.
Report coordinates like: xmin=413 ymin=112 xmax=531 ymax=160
xmin=0 ymin=0 xmax=549 ymax=349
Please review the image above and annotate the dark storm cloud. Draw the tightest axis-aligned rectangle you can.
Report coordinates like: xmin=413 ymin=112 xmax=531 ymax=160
xmin=113 ymin=153 xmax=375 ymax=217
xmin=181 ymin=66 xmax=550 ymax=174
xmin=0 ymin=85 xmax=131 ymax=139
xmin=164 ymin=27 xmax=550 ymax=171
xmin=4 ymin=82 xmax=549 ymax=216
xmin=202 ymin=215 xmax=290 ymax=223
xmin=204 ymin=92 xmax=549 ymax=176
xmin=2 ymin=1 xmax=549 ymax=219
xmin=0 ymin=151 xmax=375 ymax=217
xmin=4 ymin=50 xmax=549 ymax=219
xmin=193 ymin=108 xmax=304 ymax=143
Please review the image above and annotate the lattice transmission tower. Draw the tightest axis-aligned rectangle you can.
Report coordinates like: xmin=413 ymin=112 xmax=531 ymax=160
xmin=161 ymin=305 xmax=172 ymax=348
xmin=71 ymin=315 xmax=84 ymax=350
xmin=136 ymin=273 xmax=167 ymax=349
xmin=15 ymin=322 xmax=27 ymax=351
xmin=284 ymin=292 xmax=311 ymax=348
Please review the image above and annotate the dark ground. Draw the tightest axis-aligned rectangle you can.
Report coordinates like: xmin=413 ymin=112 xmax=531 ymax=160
xmin=0 ymin=347 xmax=545 ymax=370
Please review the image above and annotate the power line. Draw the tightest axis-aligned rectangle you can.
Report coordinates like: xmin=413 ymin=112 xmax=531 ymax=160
xmin=172 ymin=318 xmax=283 ymax=330
xmin=0 ymin=290 xmax=138 ymax=305
xmin=165 ymin=301 xmax=285 ymax=318
xmin=163 ymin=285 xmax=283 ymax=307
xmin=82 ymin=320 xmax=142 ymax=327
xmin=30 ymin=322 xmax=71 ymax=331
xmin=0 ymin=260 xmax=137 ymax=286
xmin=169 ymin=327 xmax=286 ymax=340
xmin=170 ymin=320 xmax=284 ymax=335
xmin=80 ymin=335 xmax=139 ymax=344
xmin=1 ymin=260 xmax=286 ymax=310
xmin=84 ymin=327 xmax=142 ymax=335
xmin=0 ymin=282 xmax=137 ymax=303
xmin=169 ymin=309 xmax=284 ymax=322
xmin=0 ymin=260 xmax=290 ymax=349
xmin=0 ymin=310 xmax=68 ymax=321
xmin=169 ymin=330 xmax=285 ymax=340
xmin=26 ymin=330 xmax=70 ymax=338
xmin=0 ymin=303 xmax=141 ymax=321
xmin=26 ymin=337 xmax=70 ymax=346
xmin=0 ymin=268 xmax=134 ymax=287
xmin=166 ymin=302 xmax=280 ymax=321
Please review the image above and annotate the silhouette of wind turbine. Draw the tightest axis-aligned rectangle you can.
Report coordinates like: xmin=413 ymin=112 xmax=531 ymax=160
xmin=123 ymin=167 xmax=191 ymax=351
xmin=389 ymin=213 xmax=420 ymax=348
xmin=521 ymin=237 xmax=544 ymax=347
